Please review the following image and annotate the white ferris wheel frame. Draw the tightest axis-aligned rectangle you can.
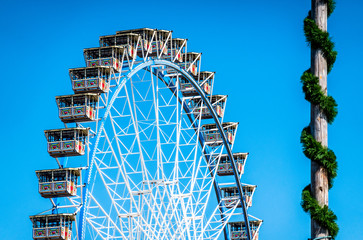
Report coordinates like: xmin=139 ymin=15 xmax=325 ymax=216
xmin=37 ymin=49 xmax=256 ymax=239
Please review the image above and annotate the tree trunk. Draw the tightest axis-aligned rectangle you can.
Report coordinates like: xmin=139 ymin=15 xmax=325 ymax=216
xmin=310 ymin=0 xmax=329 ymax=239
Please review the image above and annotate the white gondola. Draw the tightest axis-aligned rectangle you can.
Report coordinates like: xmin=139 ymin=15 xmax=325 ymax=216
xmin=44 ymin=128 xmax=88 ymax=157
xmin=168 ymin=52 xmax=200 ymax=76
xmin=116 ymin=28 xmax=157 ymax=58
xmin=190 ymin=95 xmax=226 ymax=119
xmin=183 ymin=52 xmax=201 ymax=75
xmin=36 ymin=168 xmax=80 ymax=198
xmin=115 ymin=28 xmax=172 ymax=57
xmin=83 ymin=46 xmax=126 ymax=72
xmin=179 ymin=71 xmax=214 ymax=96
xmin=154 ymin=29 xmax=172 ymax=56
xmin=30 ymin=213 xmax=75 ymax=240
xmin=30 ymin=214 xmax=75 ymax=240
xmin=164 ymin=38 xmax=187 ymax=62
xmin=56 ymin=93 xmax=98 ymax=123
xmin=220 ymin=184 xmax=256 ymax=208
xmin=99 ymin=33 xmax=141 ymax=59
xmin=210 ymin=153 xmax=248 ymax=176
xmin=229 ymin=220 xmax=263 ymax=240
xmin=69 ymin=66 xmax=110 ymax=93
xmin=201 ymin=122 xmax=238 ymax=146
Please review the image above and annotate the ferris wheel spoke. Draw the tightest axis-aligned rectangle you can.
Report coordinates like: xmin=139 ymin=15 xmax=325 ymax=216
xmin=86 ymin=192 xmax=127 ymax=239
xmin=152 ymin=69 xmax=195 ymax=240
xmin=93 ymin=160 xmax=125 ymax=209
xmin=111 ymin=76 xmax=175 ymax=238
xmin=189 ymin=155 xmax=220 ymax=209
xmin=196 ymin=201 xmax=240 ymax=240
xmin=127 ymin=194 xmax=168 ymax=240
xmin=124 ymin=79 xmax=153 ymax=183
xmin=137 ymin=158 xmax=184 ymax=236
xmin=142 ymin=190 xmax=176 ymax=239
xmin=154 ymin=196 xmax=182 ymax=239
xmin=92 ymin=125 xmax=141 ymax=221
xmin=134 ymin=67 xmax=149 ymax=82
xmin=194 ymin=154 xmax=223 ymax=222
xmin=184 ymin=120 xmax=207 ymax=212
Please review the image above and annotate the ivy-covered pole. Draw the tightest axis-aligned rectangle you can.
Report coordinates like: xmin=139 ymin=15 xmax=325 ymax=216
xmin=300 ymin=0 xmax=338 ymax=239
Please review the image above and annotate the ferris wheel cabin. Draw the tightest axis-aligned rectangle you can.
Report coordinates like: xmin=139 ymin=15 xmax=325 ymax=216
xmin=166 ymin=52 xmax=201 ymax=76
xmin=36 ymin=168 xmax=80 ymax=198
xmin=69 ymin=67 xmax=110 ymax=93
xmin=220 ymin=184 xmax=256 ymax=208
xmin=44 ymin=128 xmax=88 ymax=157
xmin=229 ymin=220 xmax=262 ymax=240
xmin=201 ymin=122 xmax=238 ymax=146
xmin=164 ymin=38 xmax=187 ymax=62
xmin=116 ymin=28 xmax=157 ymax=58
xmin=83 ymin=46 xmax=125 ymax=72
xmin=190 ymin=95 xmax=227 ymax=119
xmin=56 ymin=93 xmax=98 ymax=123
xmin=179 ymin=71 xmax=214 ymax=96
xmin=99 ymin=33 xmax=141 ymax=59
xmin=211 ymin=153 xmax=248 ymax=176
xmin=30 ymin=214 xmax=75 ymax=240
xmin=154 ymin=29 xmax=172 ymax=56
xmin=180 ymin=52 xmax=201 ymax=76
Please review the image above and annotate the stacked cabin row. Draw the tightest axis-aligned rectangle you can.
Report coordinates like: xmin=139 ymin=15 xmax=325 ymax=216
xmin=167 ymin=40 xmax=262 ymax=240
xmin=172 ymin=58 xmax=262 ymax=240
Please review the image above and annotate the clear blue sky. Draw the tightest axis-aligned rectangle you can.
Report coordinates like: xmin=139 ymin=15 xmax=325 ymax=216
xmin=0 ymin=0 xmax=362 ymax=239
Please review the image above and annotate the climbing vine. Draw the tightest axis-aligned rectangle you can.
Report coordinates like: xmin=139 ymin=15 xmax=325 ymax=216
xmin=300 ymin=0 xmax=339 ymax=239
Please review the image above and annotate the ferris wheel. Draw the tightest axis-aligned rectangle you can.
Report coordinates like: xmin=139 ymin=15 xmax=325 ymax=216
xmin=29 ymin=28 xmax=262 ymax=240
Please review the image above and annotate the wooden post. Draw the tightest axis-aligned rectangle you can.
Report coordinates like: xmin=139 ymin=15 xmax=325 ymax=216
xmin=310 ymin=0 xmax=329 ymax=239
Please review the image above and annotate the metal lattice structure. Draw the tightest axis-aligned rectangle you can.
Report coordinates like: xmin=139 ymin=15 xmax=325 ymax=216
xmin=30 ymin=28 xmax=262 ymax=240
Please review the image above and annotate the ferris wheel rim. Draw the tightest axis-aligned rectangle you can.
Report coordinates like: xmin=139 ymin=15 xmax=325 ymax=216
xmin=77 ymin=59 xmax=251 ymax=240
